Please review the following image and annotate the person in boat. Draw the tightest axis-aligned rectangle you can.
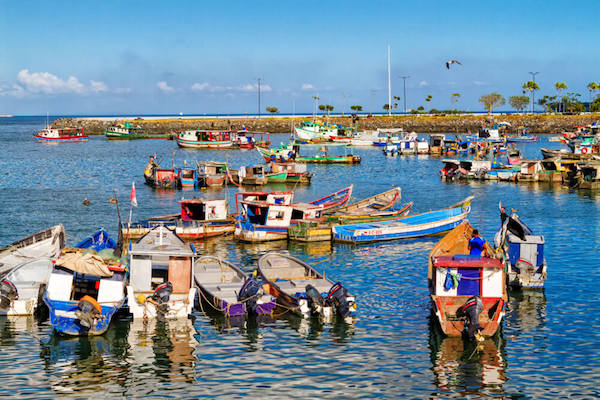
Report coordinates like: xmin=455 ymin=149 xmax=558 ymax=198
xmin=468 ymin=229 xmax=488 ymax=257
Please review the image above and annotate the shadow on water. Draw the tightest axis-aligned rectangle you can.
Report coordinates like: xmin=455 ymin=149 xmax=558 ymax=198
xmin=428 ymin=315 xmax=507 ymax=399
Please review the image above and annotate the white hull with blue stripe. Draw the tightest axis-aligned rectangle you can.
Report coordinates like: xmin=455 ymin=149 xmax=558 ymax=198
xmin=332 ymin=197 xmax=472 ymax=244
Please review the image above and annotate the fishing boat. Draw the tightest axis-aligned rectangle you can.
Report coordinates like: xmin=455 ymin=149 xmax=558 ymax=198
xmin=177 ymin=166 xmax=198 ymax=188
xmin=104 ymin=122 xmax=168 ymax=140
xmin=494 ymin=206 xmax=547 ymax=289
xmin=257 ymin=252 xmax=356 ymax=318
xmin=175 ymin=130 xmax=233 ymax=149
xmin=429 ymin=134 xmax=446 ymax=156
xmin=295 ymin=145 xmax=361 ymax=164
xmin=237 ymin=165 xmax=286 ymax=185
xmin=127 ymin=226 xmax=196 ymax=319
xmin=257 ymin=144 xmax=296 ymax=163
xmin=144 ymin=155 xmax=178 ymax=188
xmin=0 ymin=224 xmax=65 ymax=277
xmin=540 ymin=148 xmax=587 ymax=160
xmin=373 ymin=128 xmax=405 ymax=146
xmin=507 ymin=148 xmax=522 ymax=165
xmin=74 ymin=229 xmax=117 ymax=252
xmin=332 ymin=196 xmax=472 ymax=244
xmin=294 ymin=121 xmax=338 ymax=142
xmin=506 ymin=127 xmax=538 ymax=143
xmin=193 ymin=256 xmax=276 ymax=317
xmin=383 ymin=141 xmax=399 ymax=156
xmin=517 ymin=160 xmax=543 ymax=182
xmin=270 ymin=162 xmax=313 ymax=184
xmin=44 ymin=249 xmax=127 ymax=335
xmin=308 ymin=185 xmax=353 ymax=212
xmin=236 ymin=190 xmax=294 ymax=205
xmin=326 ymin=187 xmax=400 ymax=216
xmin=566 ymin=135 xmax=599 ymax=156
xmin=122 ymin=197 xmax=234 ymax=240
xmin=233 ymin=130 xmax=271 ymax=149
xmin=572 ymin=161 xmax=600 ymax=189
xmin=234 ymin=199 xmax=323 ymax=242
xmin=197 ymin=161 xmax=228 ymax=187
xmin=0 ymin=258 xmax=53 ymax=316
xmin=428 ymin=221 xmax=507 ymax=338
xmin=33 ymin=127 xmax=88 ymax=143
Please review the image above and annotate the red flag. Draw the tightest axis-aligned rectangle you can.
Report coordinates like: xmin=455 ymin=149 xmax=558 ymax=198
xmin=130 ymin=181 xmax=138 ymax=207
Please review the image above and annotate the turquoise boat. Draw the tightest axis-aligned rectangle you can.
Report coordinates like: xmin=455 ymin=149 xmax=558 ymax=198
xmin=332 ymin=197 xmax=472 ymax=243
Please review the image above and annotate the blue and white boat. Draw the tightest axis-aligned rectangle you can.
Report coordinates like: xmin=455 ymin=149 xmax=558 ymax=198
xmin=75 ymin=229 xmax=117 ymax=252
xmin=332 ymin=196 xmax=473 ymax=243
xmin=44 ymin=250 xmax=127 ymax=336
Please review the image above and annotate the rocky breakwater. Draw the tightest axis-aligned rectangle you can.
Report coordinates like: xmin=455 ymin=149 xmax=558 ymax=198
xmin=52 ymin=114 xmax=600 ymax=136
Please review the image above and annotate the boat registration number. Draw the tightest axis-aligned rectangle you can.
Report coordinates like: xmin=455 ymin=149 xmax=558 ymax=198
xmin=359 ymin=229 xmax=382 ymax=236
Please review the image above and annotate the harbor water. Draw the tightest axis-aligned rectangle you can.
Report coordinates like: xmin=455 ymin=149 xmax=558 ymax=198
xmin=0 ymin=116 xmax=599 ymax=398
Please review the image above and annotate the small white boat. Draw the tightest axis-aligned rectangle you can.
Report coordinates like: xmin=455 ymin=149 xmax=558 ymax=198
xmin=127 ymin=226 xmax=196 ymax=319
xmin=0 ymin=258 xmax=53 ymax=316
xmin=0 ymin=225 xmax=65 ymax=277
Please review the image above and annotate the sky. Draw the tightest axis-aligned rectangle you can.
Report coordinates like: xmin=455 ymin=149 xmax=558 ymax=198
xmin=1 ymin=0 xmax=600 ymax=115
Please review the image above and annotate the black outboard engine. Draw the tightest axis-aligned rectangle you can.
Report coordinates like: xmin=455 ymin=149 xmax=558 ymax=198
xmin=326 ymin=282 xmax=353 ymax=318
xmin=238 ymin=276 xmax=262 ymax=314
xmin=456 ymin=295 xmax=484 ymax=340
xmin=305 ymin=284 xmax=326 ymax=315
xmin=152 ymin=282 xmax=173 ymax=314
xmin=75 ymin=295 xmax=102 ymax=329
xmin=0 ymin=279 xmax=18 ymax=309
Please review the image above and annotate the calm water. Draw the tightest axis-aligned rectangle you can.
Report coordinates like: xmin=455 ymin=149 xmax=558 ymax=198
xmin=1 ymin=116 xmax=599 ymax=399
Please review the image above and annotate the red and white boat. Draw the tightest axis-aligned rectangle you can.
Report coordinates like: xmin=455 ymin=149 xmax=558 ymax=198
xmin=33 ymin=126 xmax=88 ymax=143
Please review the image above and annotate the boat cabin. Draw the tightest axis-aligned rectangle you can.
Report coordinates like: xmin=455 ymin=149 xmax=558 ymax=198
xmin=179 ymin=198 xmax=228 ymax=221
xmin=577 ymin=162 xmax=600 ymax=189
xmin=127 ymin=226 xmax=196 ymax=319
xmin=239 ymin=165 xmax=267 ymax=185
xmin=178 ymin=167 xmax=197 ymax=187
xmin=179 ymin=130 xmax=232 ymax=142
xmin=235 ymin=191 xmax=293 ymax=211
xmin=518 ymin=160 xmax=543 ymax=181
xmin=272 ymin=162 xmax=307 ymax=174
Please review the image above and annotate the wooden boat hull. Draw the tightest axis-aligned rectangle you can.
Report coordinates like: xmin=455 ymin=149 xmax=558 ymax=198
xmin=266 ymin=172 xmax=288 ymax=183
xmin=332 ymin=198 xmax=471 ymax=244
xmin=296 ymin=155 xmax=361 ymax=164
xmin=194 ymin=257 xmax=276 ymax=317
xmin=257 ymin=252 xmax=355 ymax=318
xmin=284 ymin=172 xmax=312 ymax=184
xmin=431 ymin=295 xmax=505 ymax=337
xmin=33 ymin=134 xmax=88 ymax=142
xmin=122 ymin=220 xmax=235 ymax=241
xmin=175 ymin=137 xmax=232 ymax=148
xmin=234 ymin=222 xmax=289 ymax=242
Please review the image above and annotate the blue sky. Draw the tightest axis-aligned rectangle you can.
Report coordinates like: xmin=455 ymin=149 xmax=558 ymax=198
xmin=1 ymin=0 xmax=599 ymax=115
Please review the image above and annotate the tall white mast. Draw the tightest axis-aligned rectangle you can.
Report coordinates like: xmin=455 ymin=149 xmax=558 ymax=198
xmin=387 ymin=45 xmax=391 ymax=117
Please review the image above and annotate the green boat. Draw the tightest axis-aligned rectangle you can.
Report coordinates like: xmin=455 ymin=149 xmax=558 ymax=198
xmin=295 ymin=145 xmax=361 ymax=164
xmin=266 ymin=171 xmax=288 ymax=183
xmin=104 ymin=122 xmax=168 ymax=140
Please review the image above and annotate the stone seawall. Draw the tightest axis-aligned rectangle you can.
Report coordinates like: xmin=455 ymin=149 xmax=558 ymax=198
xmin=52 ymin=114 xmax=600 ymax=136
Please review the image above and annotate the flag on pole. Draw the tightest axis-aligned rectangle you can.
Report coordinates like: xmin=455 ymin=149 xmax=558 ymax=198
xmin=130 ymin=181 xmax=138 ymax=207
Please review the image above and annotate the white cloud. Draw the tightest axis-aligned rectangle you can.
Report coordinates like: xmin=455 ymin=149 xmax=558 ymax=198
xmin=157 ymin=81 xmax=174 ymax=92
xmin=114 ymin=87 xmax=131 ymax=94
xmin=419 ymin=80 xmax=428 ymax=87
xmin=301 ymin=83 xmax=315 ymax=91
xmin=190 ymin=82 xmax=271 ymax=93
xmin=90 ymin=80 xmax=108 ymax=92
xmin=17 ymin=69 xmax=85 ymax=94
xmin=191 ymin=82 xmax=211 ymax=91
xmin=0 ymin=84 xmax=26 ymax=98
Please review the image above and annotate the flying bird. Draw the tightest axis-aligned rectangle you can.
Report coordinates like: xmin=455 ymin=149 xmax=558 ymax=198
xmin=445 ymin=60 xmax=462 ymax=69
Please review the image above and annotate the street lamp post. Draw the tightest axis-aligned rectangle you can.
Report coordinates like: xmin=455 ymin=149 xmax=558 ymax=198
xmin=370 ymin=89 xmax=377 ymax=116
xmin=401 ymin=76 xmax=410 ymax=113
xmin=528 ymin=72 xmax=539 ymax=114
xmin=256 ymin=78 xmax=263 ymax=118
xmin=312 ymin=95 xmax=320 ymax=119
xmin=342 ymin=92 xmax=349 ymax=117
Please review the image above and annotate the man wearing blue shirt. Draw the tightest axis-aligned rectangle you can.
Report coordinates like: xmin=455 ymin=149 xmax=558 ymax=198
xmin=468 ymin=229 xmax=487 ymax=257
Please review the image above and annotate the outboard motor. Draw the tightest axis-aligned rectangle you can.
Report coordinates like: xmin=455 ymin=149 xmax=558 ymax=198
xmin=152 ymin=282 xmax=173 ymax=314
xmin=326 ymin=282 xmax=354 ymax=318
xmin=456 ymin=295 xmax=484 ymax=340
xmin=305 ymin=284 xmax=326 ymax=315
xmin=238 ymin=276 xmax=262 ymax=314
xmin=75 ymin=295 xmax=102 ymax=329
xmin=0 ymin=279 xmax=18 ymax=310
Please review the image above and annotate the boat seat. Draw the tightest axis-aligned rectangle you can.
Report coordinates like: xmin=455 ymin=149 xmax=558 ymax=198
xmin=290 ymin=278 xmax=332 ymax=293
xmin=199 ymin=261 xmax=223 ymax=272
xmin=262 ymin=266 xmax=306 ymax=281
xmin=370 ymin=202 xmax=386 ymax=210
xmin=267 ymin=258 xmax=290 ymax=268
xmin=195 ymin=271 xmax=237 ymax=284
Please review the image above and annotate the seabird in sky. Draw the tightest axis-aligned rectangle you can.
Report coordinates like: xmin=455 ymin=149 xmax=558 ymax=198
xmin=445 ymin=60 xmax=462 ymax=69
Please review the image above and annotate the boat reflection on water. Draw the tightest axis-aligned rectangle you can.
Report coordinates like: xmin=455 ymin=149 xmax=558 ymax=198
xmin=40 ymin=319 xmax=131 ymax=396
xmin=428 ymin=317 xmax=507 ymax=397
xmin=287 ymin=240 xmax=333 ymax=257
xmin=285 ymin=313 xmax=356 ymax=344
xmin=127 ymin=318 xmax=197 ymax=386
xmin=505 ymin=289 xmax=547 ymax=334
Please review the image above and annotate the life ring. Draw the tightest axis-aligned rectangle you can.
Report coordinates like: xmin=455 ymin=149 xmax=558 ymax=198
xmin=582 ymin=147 xmax=588 ymax=154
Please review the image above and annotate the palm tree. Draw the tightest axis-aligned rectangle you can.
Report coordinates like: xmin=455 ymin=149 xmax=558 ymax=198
xmin=554 ymin=82 xmax=568 ymax=112
xmin=522 ymin=81 xmax=540 ymax=113
xmin=588 ymin=82 xmax=599 ymax=105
